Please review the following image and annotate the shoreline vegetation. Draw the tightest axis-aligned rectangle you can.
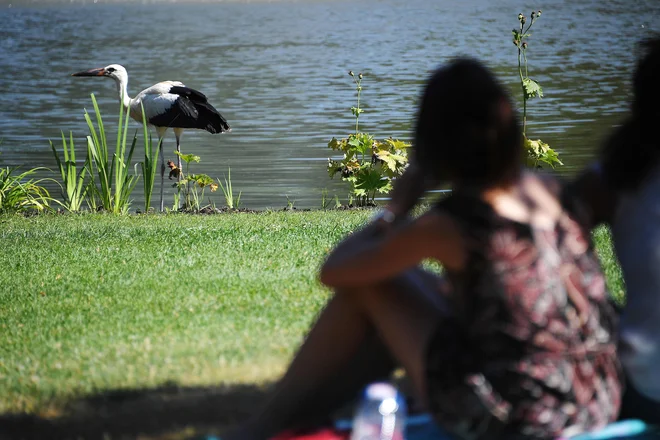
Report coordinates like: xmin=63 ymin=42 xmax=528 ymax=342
xmin=0 ymin=210 xmax=623 ymax=439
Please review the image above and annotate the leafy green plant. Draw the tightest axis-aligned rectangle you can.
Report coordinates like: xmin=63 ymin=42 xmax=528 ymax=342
xmin=83 ymin=94 xmax=140 ymax=214
xmin=327 ymin=71 xmax=410 ymax=206
xmin=49 ymin=132 xmax=89 ymax=212
xmin=512 ymin=10 xmax=563 ymax=169
xmin=0 ymin=165 xmax=52 ymax=214
xmin=172 ymin=151 xmax=217 ymax=212
xmin=216 ymin=167 xmax=241 ymax=209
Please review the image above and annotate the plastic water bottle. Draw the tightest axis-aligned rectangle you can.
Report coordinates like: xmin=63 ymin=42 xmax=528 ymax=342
xmin=350 ymin=382 xmax=407 ymax=440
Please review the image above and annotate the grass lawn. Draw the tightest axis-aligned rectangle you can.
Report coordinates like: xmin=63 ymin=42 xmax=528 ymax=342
xmin=0 ymin=211 xmax=624 ymax=439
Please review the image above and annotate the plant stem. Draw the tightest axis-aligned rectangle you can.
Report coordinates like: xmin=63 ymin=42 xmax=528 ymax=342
xmin=355 ymin=78 xmax=361 ymax=134
xmin=517 ymin=17 xmax=537 ymax=137
xmin=518 ymin=57 xmax=526 ymax=135
xmin=518 ymin=21 xmax=527 ymax=136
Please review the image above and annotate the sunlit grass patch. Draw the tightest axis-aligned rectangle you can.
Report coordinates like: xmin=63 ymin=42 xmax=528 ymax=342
xmin=0 ymin=211 xmax=623 ymax=415
xmin=0 ymin=210 xmax=369 ymax=413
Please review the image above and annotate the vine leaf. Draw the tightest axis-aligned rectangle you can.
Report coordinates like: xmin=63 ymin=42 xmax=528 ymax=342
xmin=350 ymin=106 xmax=364 ymax=117
xmin=380 ymin=138 xmax=411 ymax=151
xmin=354 ymin=168 xmax=391 ymax=195
xmin=524 ymin=137 xmax=563 ymax=169
xmin=328 ymin=137 xmax=342 ymax=151
xmin=347 ymin=133 xmax=373 ymax=155
xmin=174 ymin=151 xmax=201 ymax=164
xmin=522 ymin=77 xmax=543 ymax=99
xmin=374 ymin=149 xmax=407 ymax=173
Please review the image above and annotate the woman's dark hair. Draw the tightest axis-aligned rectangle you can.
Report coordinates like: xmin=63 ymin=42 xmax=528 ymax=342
xmin=601 ymin=36 xmax=660 ymax=191
xmin=414 ymin=58 xmax=522 ymax=187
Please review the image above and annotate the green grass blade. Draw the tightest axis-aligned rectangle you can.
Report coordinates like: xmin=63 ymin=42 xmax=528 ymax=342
xmin=139 ymin=103 xmax=158 ymax=212
xmin=90 ymin=94 xmax=107 ymax=163
xmin=69 ymin=131 xmax=76 ymax=164
xmin=83 ymin=111 xmax=100 ymax=159
xmin=50 ymin=137 xmax=65 ymax=181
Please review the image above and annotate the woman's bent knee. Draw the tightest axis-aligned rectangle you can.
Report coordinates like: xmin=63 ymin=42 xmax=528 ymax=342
xmin=334 ymin=269 xmax=450 ymax=317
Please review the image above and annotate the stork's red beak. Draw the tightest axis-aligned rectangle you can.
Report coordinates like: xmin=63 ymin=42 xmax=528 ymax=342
xmin=71 ymin=68 xmax=105 ymax=77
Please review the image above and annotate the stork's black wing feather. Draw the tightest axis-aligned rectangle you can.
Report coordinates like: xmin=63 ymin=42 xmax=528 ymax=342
xmin=148 ymin=86 xmax=231 ymax=134
xmin=168 ymin=86 xmax=209 ymax=103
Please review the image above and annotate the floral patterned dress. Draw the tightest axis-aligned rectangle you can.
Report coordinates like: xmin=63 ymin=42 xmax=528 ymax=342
xmin=425 ymin=192 xmax=622 ymax=440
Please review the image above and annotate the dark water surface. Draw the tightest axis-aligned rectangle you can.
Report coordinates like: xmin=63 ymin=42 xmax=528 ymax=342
xmin=1 ymin=0 xmax=659 ymax=209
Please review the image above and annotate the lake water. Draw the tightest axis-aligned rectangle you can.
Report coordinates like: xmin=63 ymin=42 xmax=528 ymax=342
xmin=1 ymin=0 xmax=659 ymax=209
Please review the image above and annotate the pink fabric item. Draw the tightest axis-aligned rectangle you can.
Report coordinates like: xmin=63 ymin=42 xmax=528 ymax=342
xmin=270 ymin=428 xmax=350 ymax=440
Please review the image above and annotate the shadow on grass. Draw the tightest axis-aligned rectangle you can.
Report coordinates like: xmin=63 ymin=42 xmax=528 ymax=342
xmin=0 ymin=382 xmax=273 ymax=440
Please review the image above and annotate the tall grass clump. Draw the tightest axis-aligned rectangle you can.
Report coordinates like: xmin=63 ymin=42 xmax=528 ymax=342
xmin=217 ymin=167 xmax=241 ymax=209
xmin=0 ymin=164 xmax=52 ymax=214
xmin=49 ymin=132 xmax=89 ymax=212
xmin=83 ymin=93 xmax=140 ymax=214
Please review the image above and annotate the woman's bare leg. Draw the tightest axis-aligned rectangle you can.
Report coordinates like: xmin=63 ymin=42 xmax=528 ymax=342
xmin=225 ymin=268 xmax=447 ymax=440
xmin=225 ymin=293 xmax=383 ymax=439
xmin=353 ymin=269 xmax=449 ymax=408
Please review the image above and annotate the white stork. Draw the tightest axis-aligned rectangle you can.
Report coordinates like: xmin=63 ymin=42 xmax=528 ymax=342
xmin=72 ymin=64 xmax=231 ymax=211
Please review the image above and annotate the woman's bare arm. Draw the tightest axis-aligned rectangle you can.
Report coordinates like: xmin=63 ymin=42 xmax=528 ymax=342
xmin=319 ymin=211 xmax=465 ymax=289
xmin=384 ymin=160 xmax=436 ymax=218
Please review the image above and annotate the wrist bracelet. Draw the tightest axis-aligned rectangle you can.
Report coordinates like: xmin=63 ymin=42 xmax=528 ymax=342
xmin=373 ymin=208 xmax=396 ymax=225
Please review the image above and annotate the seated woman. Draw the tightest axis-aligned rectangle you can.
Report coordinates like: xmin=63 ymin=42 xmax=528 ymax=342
xmin=567 ymin=36 xmax=660 ymax=424
xmin=226 ymin=58 xmax=621 ymax=440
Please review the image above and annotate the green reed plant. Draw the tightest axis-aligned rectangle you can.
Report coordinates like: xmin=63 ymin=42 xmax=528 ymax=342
xmin=511 ymin=10 xmax=562 ymax=168
xmin=320 ymin=188 xmax=330 ymax=210
xmin=216 ymin=167 xmax=241 ymax=209
xmin=49 ymin=132 xmax=89 ymax=212
xmin=139 ymin=104 xmax=160 ymax=213
xmin=83 ymin=93 xmax=140 ymax=214
xmin=0 ymin=165 xmax=52 ymax=213
xmin=327 ymin=71 xmax=410 ymax=206
xmin=85 ymin=179 xmax=100 ymax=212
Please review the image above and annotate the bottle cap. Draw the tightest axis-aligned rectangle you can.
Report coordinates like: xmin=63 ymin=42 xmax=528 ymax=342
xmin=364 ymin=382 xmax=398 ymax=401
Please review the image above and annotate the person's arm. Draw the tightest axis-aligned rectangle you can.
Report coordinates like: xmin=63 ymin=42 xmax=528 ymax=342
xmin=372 ymin=159 xmax=437 ymax=231
xmin=386 ymin=160 xmax=430 ymax=216
xmin=564 ymin=162 xmax=618 ymax=228
xmin=319 ymin=210 xmax=464 ymax=289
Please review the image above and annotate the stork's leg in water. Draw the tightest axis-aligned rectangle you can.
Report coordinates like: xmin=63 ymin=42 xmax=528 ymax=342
xmin=157 ymin=127 xmax=168 ymax=212
xmin=174 ymin=128 xmax=184 ymax=210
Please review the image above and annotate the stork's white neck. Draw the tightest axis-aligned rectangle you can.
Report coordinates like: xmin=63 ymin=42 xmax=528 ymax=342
xmin=113 ymin=75 xmax=132 ymax=110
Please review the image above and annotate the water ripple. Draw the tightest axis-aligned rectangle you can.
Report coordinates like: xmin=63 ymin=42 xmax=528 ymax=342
xmin=1 ymin=0 xmax=659 ymax=207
